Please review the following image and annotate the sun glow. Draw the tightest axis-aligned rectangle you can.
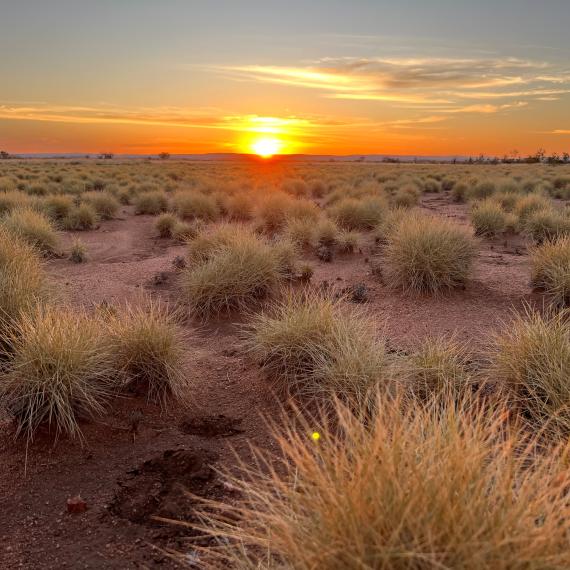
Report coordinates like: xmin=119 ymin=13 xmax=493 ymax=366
xmin=251 ymin=137 xmax=282 ymax=158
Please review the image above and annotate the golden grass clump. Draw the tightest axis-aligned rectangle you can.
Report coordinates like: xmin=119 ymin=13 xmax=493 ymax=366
xmin=0 ymin=229 xmax=50 ymax=333
xmin=133 ymin=190 xmax=169 ymax=215
xmin=43 ymin=194 xmax=75 ymax=222
xmin=0 ymin=190 xmax=37 ymax=215
xmin=180 ymin=225 xmax=294 ymax=317
xmin=154 ymin=212 xmax=178 ymax=238
xmin=514 ymin=193 xmax=551 ymax=222
xmin=172 ymin=191 xmax=220 ymax=221
xmin=69 ymin=238 xmax=88 ymax=263
xmin=330 ymin=196 xmax=387 ymax=230
xmin=470 ymin=199 xmax=507 ymax=236
xmin=106 ymin=299 xmax=188 ymax=403
xmin=405 ymin=336 xmax=472 ymax=401
xmin=524 ymin=209 xmax=570 ymax=244
xmin=2 ymin=208 xmax=60 ymax=255
xmin=62 ymin=203 xmax=98 ymax=230
xmin=490 ymin=308 xmax=570 ymax=437
xmin=384 ymin=212 xmax=477 ymax=294
xmin=82 ymin=191 xmax=120 ymax=220
xmin=192 ymin=394 xmax=570 ymax=570
xmin=0 ymin=305 xmax=116 ymax=439
xmin=530 ymin=237 xmax=570 ymax=306
xmin=246 ymin=292 xmax=388 ymax=404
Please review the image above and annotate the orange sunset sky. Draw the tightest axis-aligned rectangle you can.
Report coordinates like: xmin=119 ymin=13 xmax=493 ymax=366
xmin=1 ymin=0 xmax=569 ymax=157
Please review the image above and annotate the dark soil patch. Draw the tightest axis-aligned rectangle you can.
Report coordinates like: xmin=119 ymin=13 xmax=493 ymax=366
xmin=110 ymin=448 xmax=218 ymax=528
xmin=179 ymin=415 xmax=244 ymax=438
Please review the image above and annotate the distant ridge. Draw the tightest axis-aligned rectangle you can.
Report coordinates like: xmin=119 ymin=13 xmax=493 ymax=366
xmin=10 ymin=152 xmax=470 ymax=163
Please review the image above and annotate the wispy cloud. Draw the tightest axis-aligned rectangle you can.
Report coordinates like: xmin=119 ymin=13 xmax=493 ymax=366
xmin=216 ymin=56 xmax=570 ymax=114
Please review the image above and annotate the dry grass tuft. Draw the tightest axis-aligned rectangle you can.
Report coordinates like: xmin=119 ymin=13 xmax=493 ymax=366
xmin=246 ymin=292 xmax=389 ymax=404
xmin=190 ymin=394 xmax=570 ymax=569
xmin=384 ymin=212 xmax=477 ymax=294
xmin=0 ymin=305 xmax=116 ymax=439
xmin=490 ymin=307 xmax=570 ymax=438
xmin=530 ymin=236 xmax=570 ymax=306
xmin=106 ymin=299 xmax=189 ymax=403
xmin=2 ymin=208 xmax=60 ymax=255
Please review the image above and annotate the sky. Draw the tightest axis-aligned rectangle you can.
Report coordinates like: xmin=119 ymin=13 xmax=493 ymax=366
xmin=1 ymin=0 xmax=569 ymax=156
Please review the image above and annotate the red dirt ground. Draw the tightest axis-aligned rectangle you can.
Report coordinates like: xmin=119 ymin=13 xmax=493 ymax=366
xmin=0 ymin=196 xmax=538 ymax=568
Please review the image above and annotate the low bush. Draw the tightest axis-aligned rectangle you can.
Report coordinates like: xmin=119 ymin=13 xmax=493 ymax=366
xmin=133 ymin=191 xmax=169 ymax=215
xmin=490 ymin=308 xmax=570 ymax=437
xmin=192 ymin=394 xmax=570 ymax=569
xmin=530 ymin=237 xmax=570 ymax=306
xmin=246 ymin=292 xmax=389 ymax=404
xmin=0 ymin=306 xmax=116 ymax=438
xmin=2 ymin=208 xmax=60 ymax=255
xmin=384 ymin=212 xmax=477 ymax=294
xmin=106 ymin=299 xmax=188 ymax=403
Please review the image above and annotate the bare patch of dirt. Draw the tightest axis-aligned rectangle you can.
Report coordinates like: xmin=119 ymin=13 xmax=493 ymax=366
xmin=110 ymin=448 xmax=217 ymax=527
xmin=179 ymin=415 xmax=244 ymax=438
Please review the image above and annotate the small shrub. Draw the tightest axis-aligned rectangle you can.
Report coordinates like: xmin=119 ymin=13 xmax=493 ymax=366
xmin=62 ymin=203 xmax=98 ymax=230
xmin=392 ymin=185 xmax=420 ymax=208
xmin=69 ymin=238 xmax=88 ymax=263
xmin=0 ymin=306 xmax=116 ymax=439
xmin=172 ymin=191 xmax=220 ymax=221
xmin=83 ymin=191 xmax=119 ymax=220
xmin=315 ymin=218 xmax=339 ymax=247
xmin=246 ymin=292 xmax=388 ymax=404
xmin=470 ymin=200 xmax=507 ymax=236
xmin=180 ymin=226 xmax=293 ymax=316
xmin=133 ymin=191 xmax=169 ymax=215
xmin=43 ymin=194 xmax=74 ymax=222
xmin=106 ymin=299 xmax=188 ymax=403
xmin=284 ymin=218 xmax=315 ymax=248
xmin=194 ymin=394 xmax=570 ymax=569
xmin=490 ymin=308 xmax=570 ymax=437
xmin=525 ymin=210 xmax=570 ymax=244
xmin=514 ymin=194 xmax=551 ymax=223
xmin=384 ymin=212 xmax=477 ymax=294
xmin=451 ymin=182 xmax=468 ymax=203
xmin=467 ymin=181 xmax=496 ymax=201
xmin=2 ymin=208 xmax=60 ymax=255
xmin=330 ymin=196 xmax=387 ymax=230
xmin=405 ymin=336 xmax=472 ymax=400
xmin=0 ymin=229 xmax=50 ymax=336
xmin=530 ymin=237 xmax=570 ymax=306
xmin=337 ymin=230 xmax=359 ymax=253
xmin=155 ymin=213 xmax=178 ymax=238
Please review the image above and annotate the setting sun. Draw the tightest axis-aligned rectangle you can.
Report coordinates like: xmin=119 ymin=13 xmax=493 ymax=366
xmin=251 ymin=137 xmax=282 ymax=158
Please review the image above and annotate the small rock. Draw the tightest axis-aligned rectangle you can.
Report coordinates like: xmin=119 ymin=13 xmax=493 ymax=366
xmin=66 ymin=495 xmax=87 ymax=514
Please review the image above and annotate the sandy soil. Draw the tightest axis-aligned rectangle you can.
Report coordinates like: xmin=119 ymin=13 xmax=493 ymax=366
xmin=0 ymin=195 xmax=539 ymax=568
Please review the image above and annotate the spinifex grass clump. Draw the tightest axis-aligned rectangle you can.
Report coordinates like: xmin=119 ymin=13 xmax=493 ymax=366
xmin=181 ymin=225 xmax=296 ymax=317
xmin=2 ymin=208 xmax=60 ymax=255
xmin=530 ymin=236 xmax=570 ymax=306
xmin=191 ymin=394 xmax=570 ymax=569
xmin=330 ymin=196 xmax=387 ymax=230
xmin=384 ymin=212 xmax=477 ymax=294
xmin=106 ymin=299 xmax=188 ymax=403
xmin=246 ymin=292 xmax=388 ymax=404
xmin=154 ymin=212 xmax=178 ymax=238
xmin=490 ymin=308 xmax=570 ymax=438
xmin=62 ymin=203 xmax=98 ymax=230
xmin=133 ymin=190 xmax=169 ymax=215
xmin=405 ymin=336 xmax=473 ymax=401
xmin=470 ymin=199 xmax=507 ymax=236
xmin=0 ymin=229 xmax=50 ymax=337
xmin=524 ymin=210 xmax=570 ymax=244
xmin=82 ymin=191 xmax=120 ymax=220
xmin=0 ymin=305 xmax=116 ymax=439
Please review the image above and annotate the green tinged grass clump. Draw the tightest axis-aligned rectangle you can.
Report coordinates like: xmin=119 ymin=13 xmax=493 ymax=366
xmin=384 ymin=212 xmax=477 ymax=294
xmin=2 ymin=208 xmax=60 ymax=255
xmin=0 ymin=305 xmax=116 ymax=439
xmin=106 ymin=299 xmax=188 ymax=403
xmin=490 ymin=308 xmax=570 ymax=438
xmin=180 ymin=225 xmax=296 ymax=317
xmin=530 ymin=237 xmax=570 ymax=306
xmin=246 ymin=292 xmax=388 ymax=404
